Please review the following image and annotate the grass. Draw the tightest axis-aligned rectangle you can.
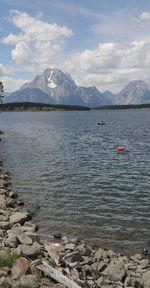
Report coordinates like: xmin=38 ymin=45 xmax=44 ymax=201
xmin=0 ymin=253 xmax=20 ymax=268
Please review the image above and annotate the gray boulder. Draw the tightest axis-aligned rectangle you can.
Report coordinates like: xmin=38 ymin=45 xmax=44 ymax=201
xmin=102 ymin=260 xmax=126 ymax=282
xmin=142 ymin=269 xmax=150 ymax=288
xmin=9 ymin=211 xmax=32 ymax=225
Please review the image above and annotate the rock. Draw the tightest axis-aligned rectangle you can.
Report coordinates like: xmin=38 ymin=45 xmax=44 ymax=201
xmin=15 ymin=275 xmax=40 ymax=288
xmin=138 ymin=258 xmax=149 ymax=269
xmin=53 ymin=232 xmax=62 ymax=239
xmin=23 ymin=221 xmax=38 ymax=232
xmin=40 ymin=278 xmax=66 ymax=287
xmin=16 ymin=200 xmax=25 ymax=206
xmin=143 ymin=248 xmax=148 ymax=255
xmin=96 ymin=276 xmax=105 ymax=286
xmin=24 ymin=231 xmax=39 ymax=242
xmin=0 ymin=268 xmax=9 ymax=277
xmin=0 ymin=195 xmax=6 ymax=208
xmin=0 ymin=221 xmax=10 ymax=230
xmin=65 ymin=243 xmax=75 ymax=251
xmin=6 ymin=190 xmax=18 ymax=199
xmin=30 ymin=259 xmax=41 ymax=277
xmin=0 ymin=276 xmax=12 ymax=287
xmin=102 ymin=260 xmax=126 ymax=282
xmin=0 ymin=214 xmax=9 ymax=222
xmin=9 ymin=211 xmax=32 ymax=225
xmin=107 ymin=249 xmax=116 ymax=259
xmin=124 ymin=275 xmax=143 ymax=287
xmin=76 ymin=243 xmax=92 ymax=257
xmin=71 ymin=251 xmax=84 ymax=263
xmin=0 ymin=248 xmax=9 ymax=258
xmin=11 ymin=257 xmax=29 ymax=279
xmin=18 ymin=242 xmax=42 ymax=258
xmin=125 ymin=262 xmax=137 ymax=271
xmin=17 ymin=232 xmax=33 ymax=245
xmin=94 ymin=247 xmax=106 ymax=260
xmin=142 ymin=269 xmax=150 ymax=288
xmin=12 ymin=246 xmax=22 ymax=256
xmin=4 ymin=234 xmax=18 ymax=248
xmin=0 ymin=209 xmax=6 ymax=215
xmin=130 ymin=253 xmax=142 ymax=262
xmin=91 ymin=261 xmax=107 ymax=274
xmin=6 ymin=197 xmax=16 ymax=208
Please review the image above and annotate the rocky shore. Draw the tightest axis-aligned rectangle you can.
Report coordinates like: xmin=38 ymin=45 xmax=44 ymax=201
xmin=0 ymin=168 xmax=150 ymax=287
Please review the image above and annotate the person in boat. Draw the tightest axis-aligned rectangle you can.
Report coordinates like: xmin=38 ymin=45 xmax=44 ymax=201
xmin=98 ymin=121 xmax=105 ymax=125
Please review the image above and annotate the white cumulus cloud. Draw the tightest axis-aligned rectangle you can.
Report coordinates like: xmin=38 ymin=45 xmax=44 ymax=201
xmin=2 ymin=10 xmax=73 ymax=72
xmin=63 ymin=39 xmax=150 ymax=92
xmin=1 ymin=76 xmax=28 ymax=92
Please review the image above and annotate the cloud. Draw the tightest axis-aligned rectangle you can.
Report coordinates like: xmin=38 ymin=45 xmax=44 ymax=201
xmin=55 ymin=2 xmax=102 ymax=19
xmin=1 ymin=76 xmax=28 ymax=92
xmin=63 ymin=40 xmax=150 ymax=92
xmin=2 ymin=10 xmax=73 ymax=72
xmin=2 ymin=8 xmax=150 ymax=93
xmin=0 ymin=63 xmax=13 ymax=77
xmin=139 ymin=11 xmax=150 ymax=21
xmin=0 ymin=64 xmax=5 ymax=76
xmin=0 ymin=62 xmax=28 ymax=92
xmin=12 ymin=41 xmax=31 ymax=65
xmin=91 ymin=9 xmax=150 ymax=44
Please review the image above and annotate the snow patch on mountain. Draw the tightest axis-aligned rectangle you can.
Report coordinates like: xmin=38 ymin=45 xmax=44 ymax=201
xmin=47 ymin=71 xmax=57 ymax=89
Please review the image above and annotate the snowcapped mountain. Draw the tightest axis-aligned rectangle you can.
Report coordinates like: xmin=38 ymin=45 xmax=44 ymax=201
xmin=6 ymin=68 xmax=111 ymax=107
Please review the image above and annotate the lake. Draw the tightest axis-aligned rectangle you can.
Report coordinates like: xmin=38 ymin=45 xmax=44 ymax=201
xmin=0 ymin=109 xmax=150 ymax=253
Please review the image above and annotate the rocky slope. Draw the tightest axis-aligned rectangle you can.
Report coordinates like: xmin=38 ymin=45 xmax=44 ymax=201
xmin=102 ymin=91 xmax=116 ymax=103
xmin=114 ymin=80 xmax=150 ymax=105
xmin=5 ymin=88 xmax=55 ymax=104
xmin=6 ymin=69 xmax=111 ymax=107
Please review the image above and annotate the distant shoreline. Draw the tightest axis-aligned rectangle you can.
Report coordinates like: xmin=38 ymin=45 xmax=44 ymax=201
xmin=1 ymin=101 xmax=150 ymax=112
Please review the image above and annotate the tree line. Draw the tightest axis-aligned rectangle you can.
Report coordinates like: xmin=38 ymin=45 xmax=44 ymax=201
xmin=0 ymin=101 xmax=90 ymax=111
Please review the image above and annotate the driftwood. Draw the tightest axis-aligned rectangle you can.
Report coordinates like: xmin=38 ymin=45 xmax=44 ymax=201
xmin=37 ymin=259 xmax=81 ymax=288
xmin=44 ymin=243 xmax=59 ymax=265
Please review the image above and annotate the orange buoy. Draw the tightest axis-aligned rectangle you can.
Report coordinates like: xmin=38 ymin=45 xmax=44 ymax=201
xmin=117 ymin=146 xmax=124 ymax=152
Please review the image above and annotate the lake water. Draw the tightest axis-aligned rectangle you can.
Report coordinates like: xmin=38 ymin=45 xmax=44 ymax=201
xmin=0 ymin=110 xmax=150 ymax=253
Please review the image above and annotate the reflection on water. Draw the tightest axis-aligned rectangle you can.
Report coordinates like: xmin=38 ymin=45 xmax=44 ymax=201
xmin=0 ymin=109 xmax=150 ymax=251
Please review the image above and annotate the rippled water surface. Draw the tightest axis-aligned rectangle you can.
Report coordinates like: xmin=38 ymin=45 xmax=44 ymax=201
xmin=0 ymin=110 xmax=150 ymax=252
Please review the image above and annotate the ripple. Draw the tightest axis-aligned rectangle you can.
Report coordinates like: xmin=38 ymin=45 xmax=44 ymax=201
xmin=0 ymin=110 xmax=150 ymax=251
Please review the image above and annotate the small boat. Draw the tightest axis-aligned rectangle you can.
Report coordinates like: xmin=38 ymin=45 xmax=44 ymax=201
xmin=97 ymin=121 xmax=105 ymax=125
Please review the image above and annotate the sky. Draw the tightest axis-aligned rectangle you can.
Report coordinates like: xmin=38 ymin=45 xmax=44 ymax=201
xmin=1 ymin=0 xmax=150 ymax=93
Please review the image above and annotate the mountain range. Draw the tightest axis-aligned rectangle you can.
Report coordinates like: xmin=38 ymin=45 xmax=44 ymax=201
xmin=5 ymin=68 xmax=111 ymax=107
xmin=4 ymin=68 xmax=150 ymax=106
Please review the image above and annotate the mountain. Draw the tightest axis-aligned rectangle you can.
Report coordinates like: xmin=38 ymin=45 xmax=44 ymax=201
xmin=102 ymin=91 xmax=116 ymax=103
xmin=5 ymin=88 xmax=55 ymax=104
xmin=6 ymin=68 xmax=111 ymax=107
xmin=114 ymin=80 xmax=150 ymax=105
xmin=80 ymin=86 xmax=111 ymax=107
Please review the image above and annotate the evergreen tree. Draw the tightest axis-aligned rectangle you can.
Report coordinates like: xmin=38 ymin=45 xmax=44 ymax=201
xmin=0 ymin=81 xmax=4 ymax=103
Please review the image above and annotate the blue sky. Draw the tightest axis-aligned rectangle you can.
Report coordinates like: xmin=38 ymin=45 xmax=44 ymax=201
xmin=1 ymin=0 xmax=150 ymax=93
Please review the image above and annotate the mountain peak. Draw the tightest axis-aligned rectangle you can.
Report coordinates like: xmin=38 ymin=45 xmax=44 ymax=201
xmin=6 ymin=68 xmax=110 ymax=107
xmin=114 ymin=80 xmax=150 ymax=104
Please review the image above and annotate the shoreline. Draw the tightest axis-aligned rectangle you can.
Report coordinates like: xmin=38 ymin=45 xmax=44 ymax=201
xmin=0 ymin=166 xmax=150 ymax=287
